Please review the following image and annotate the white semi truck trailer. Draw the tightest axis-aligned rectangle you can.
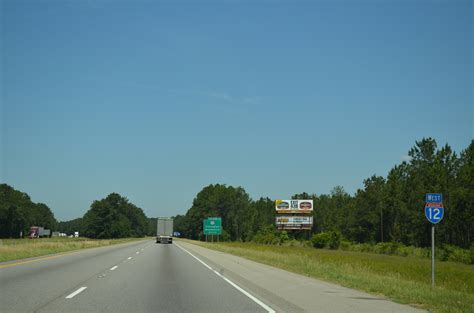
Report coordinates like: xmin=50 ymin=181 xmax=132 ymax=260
xmin=156 ymin=218 xmax=173 ymax=244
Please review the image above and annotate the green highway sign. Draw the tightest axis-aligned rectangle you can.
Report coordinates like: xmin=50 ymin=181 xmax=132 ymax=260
xmin=203 ymin=217 xmax=222 ymax=235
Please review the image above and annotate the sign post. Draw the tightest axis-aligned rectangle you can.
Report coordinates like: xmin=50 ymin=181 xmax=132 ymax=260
xmin=431 ymin=225 xmax=435 ymax=288
xmin=425 ymin=193 xmax=444 ymax=288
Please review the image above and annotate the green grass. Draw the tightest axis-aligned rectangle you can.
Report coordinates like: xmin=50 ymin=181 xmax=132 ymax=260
xmin=0 ymin=237 xmax=148 ymax=262
xmin=183 ymin=240 xmax=474 ymax=313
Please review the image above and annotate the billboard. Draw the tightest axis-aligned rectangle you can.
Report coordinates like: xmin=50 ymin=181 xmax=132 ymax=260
xmin=276 ymin=216 xmax=313 ymax=230
xmin=275 ymin=199 xmax=313 ymax=213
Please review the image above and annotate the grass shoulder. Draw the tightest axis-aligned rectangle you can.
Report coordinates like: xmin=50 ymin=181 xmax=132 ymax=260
xmin=182 ymin=239 xmax=474 ymax=313
xmin=0 ymin=237 xmax=149 ymax=263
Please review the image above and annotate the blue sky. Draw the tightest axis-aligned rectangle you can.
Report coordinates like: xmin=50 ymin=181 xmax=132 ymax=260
xmin=2 ymin=0 xmax=472 ymax=221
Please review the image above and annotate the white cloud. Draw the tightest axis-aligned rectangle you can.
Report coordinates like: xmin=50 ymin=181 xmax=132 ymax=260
xmin=124 ymin=80 xmax=263 ymax=106
xmin=401 ymin=155 xmax=412 ymax=162
xmin=205 ymin=92 xmax=234 ymax=102
xmin=243 ymin=97 xmax=262 ymax=105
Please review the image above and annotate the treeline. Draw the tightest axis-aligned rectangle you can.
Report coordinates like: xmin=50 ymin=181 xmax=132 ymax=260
xmin=174 ymin=187 xmax=274 ymax=242
xmin=58 ymin=193 xmax=152 ymax=238
xmin=81 ymin=193 xmax=148 ymax=238
xmin=175 ymin=138 xmax=473 ymax=249
xmin=0 ymin=187 xmax=152 ymax=239
xmin=2 ymin=138 xmax=472 ymax=246
xmin=0 ymin=184 xmax=57 ymax=237
xmin=58 ymin=216 xmax=157 ymax=238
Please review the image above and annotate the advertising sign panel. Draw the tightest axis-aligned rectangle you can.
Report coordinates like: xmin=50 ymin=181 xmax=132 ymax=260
xmin=276 ymin=215 xmax=313 ymax=230
xmin=276 ymin=216 xmax=313 ymax=225
xmin=275 ymin=200 xmax=313 ymax=213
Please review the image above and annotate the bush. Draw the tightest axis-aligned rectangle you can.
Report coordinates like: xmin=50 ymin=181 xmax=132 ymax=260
xmin=279 ymin=231 xmax=289 ymax=245
xmin=395 ymin=245 xmax=414 ymax=257
xmin=339 ymin=240 xmax=352 ymax=250
xmin=374 ymin=242 xmax=400 ymax=255
xmin=350 ymin=243 xmax=373 ymax=253
xmin=311 ymin=232 xmax=331 ymax=248
xmin=252 ymin=232 xmax=279 ymax=245
xmin=252 ymin=225 xmax=279 ymax=245
xmin=440 ymin=244 xmax=472 ymax=264
xmin=282 ymin=239 xmax=302 ymax=247
xmin=328 ymin=231 xmax=341 ymax=249
xmin=447 ymin=248 xmax=471 ymax=264
xmin=221 ymin=229 xmax=231 ymax=242
xmin=412 ymin=247 xmax=431 ymax=259
xmin=310 ymin=231 xmax=341 ymax=249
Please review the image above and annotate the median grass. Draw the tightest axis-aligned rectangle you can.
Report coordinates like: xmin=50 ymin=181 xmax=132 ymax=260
xmin=183 ymin=240 xmax=474 ymax=313
xmin=0 ymin=237 xmax=148 ymax=263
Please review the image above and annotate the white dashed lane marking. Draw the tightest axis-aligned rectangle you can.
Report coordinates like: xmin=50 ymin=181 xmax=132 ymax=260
xmin=65 ymin=287 xmax=87 ymax=299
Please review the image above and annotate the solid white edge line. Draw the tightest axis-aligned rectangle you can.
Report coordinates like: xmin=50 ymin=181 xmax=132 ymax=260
xmin=65 ymin=287 xmax=87 ymax=299
xmin=110 ymin=265 xmax=118 ymax=271
xmin=175 ymin=244 xmax=275 ymax=313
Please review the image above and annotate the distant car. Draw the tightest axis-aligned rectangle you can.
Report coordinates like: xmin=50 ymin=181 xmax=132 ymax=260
xmin=29 ymin=226 xmax=49 ymax=238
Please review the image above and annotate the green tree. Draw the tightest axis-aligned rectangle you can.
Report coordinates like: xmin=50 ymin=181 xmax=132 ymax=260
xmin=0 ymin=184 xmax=58 ymax=238
xmin=384 ymin=163 xmax=410 ymax=243
xmin=58 ymin=218 xmax=84 ymax=235
xmin=313 ymin=187 xmax=352 ymax=237
xmin=348 ymin=176 xmax=385 ymax=243
xmin=31 ymin=203 xmax=57 ymax=231
xmin=184 ymin=184 xmax=253 ymax=241
xmin=173 ymin=214 xmax=191 ymax=238
xmin=251 ymin=197 xmax=275 ymax=233
xmin=449 ymin=141 xmax=473 ymax=247
xmin=147 ymin=217 xmax=158 ymax=236
xmin=82 ymin=193 xmax=147 ymax=239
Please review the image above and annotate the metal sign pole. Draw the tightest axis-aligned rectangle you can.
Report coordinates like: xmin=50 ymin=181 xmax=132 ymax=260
xmin=424 ymin=193 xmax=444 ymax=289
xmin=432 ymin=225 xmax=435 ymax=288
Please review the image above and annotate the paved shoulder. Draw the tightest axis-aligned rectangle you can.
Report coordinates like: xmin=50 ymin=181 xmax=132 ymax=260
xmin=177 ymin=241 xmax=426 ymax=313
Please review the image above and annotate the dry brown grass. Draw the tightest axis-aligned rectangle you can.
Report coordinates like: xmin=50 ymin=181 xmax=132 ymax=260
xmin=0 ymin=237 xmax=146 ymax=262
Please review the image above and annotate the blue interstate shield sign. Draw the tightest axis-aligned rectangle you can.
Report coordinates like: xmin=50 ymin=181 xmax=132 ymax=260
xmin=425 ymin=205 xmax=444 ymax=224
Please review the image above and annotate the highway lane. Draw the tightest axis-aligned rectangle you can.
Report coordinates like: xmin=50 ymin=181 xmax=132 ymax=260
xmin=1 ymin=239 xmax=151 ymax=312
xmin=1 ymin=239 xmax=425 ymax=313
xmin=0 ymin=240 xmax=269 ymax=313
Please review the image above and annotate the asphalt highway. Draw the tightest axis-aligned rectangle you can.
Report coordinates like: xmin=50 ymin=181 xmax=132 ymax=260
xmin=0 ymin=239 xmax=425 ymax=313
